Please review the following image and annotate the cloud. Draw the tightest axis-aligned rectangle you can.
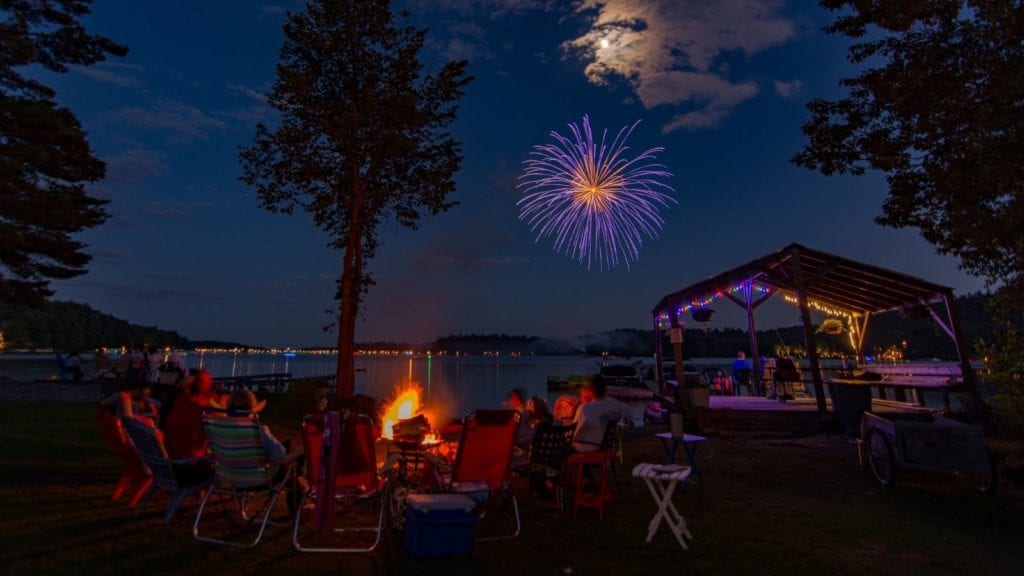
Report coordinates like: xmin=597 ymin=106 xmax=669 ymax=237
xmin=444 ymin=36 xmax=494 ymax=61
xmin=72 ymin=61 xmax=145 ymax=89
xmin=137 ymin=202 xmax=188 ymax=220
xmin=773 ymin=79 xmax=803 ymax=98
xmin=254 ymin=4 xmax=288 ymax=20
xmin=106 ymin=99 xmax=227 ymax=142
xmin=563 ymin=0 xmax=797 ymax=131
xmin=223 ymin=104 xmax=278 ymax=128
xmin=636 ymin=71 xmax=758 ymax=109
xmin=661 ymin=108 xmax=729 ymax=132
xmin=65 ymin=279 xmax=233 ymax=302
xmin=226 ymin=82 xmax=268 ymax=103
xmin=88 ymin=245 xmax=129 ymax=264
xmin=103 ymin=148 xmax=170 ymax=187
xmin=411 ymin=0 xmax=555 ymax=17
xmin=141 ymin=273 xmax=201 ymax=284
xmin=438 ymin=255 xmax=530 ymax=268
xmin=449 ymin=20 xmax=487 ymax=39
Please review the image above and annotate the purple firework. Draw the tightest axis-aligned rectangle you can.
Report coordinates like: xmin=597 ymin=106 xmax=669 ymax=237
xmin=517 ymin=115 xmax=675 ymax=271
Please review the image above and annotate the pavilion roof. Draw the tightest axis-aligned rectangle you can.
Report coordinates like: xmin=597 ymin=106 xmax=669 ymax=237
xmin=651 ymin=243 xmax=954 ymax=317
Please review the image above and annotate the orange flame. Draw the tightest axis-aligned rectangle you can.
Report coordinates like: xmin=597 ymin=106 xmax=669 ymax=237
xmin=382 ymin=388 xmax=422 ymax=439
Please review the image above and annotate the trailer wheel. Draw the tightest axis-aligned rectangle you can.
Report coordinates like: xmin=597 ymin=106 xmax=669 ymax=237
xmin=866 ymin=428 xmax=897 ymax=487
xmin=964 ymin=449 xmax=998 ymax=495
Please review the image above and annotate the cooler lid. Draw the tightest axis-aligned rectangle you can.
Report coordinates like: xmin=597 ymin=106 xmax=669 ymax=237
xmin=405 ymin=493 xmax=476 ymax=513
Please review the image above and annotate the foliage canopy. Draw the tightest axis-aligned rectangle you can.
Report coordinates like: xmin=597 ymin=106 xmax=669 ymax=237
xmin=793 ymin=0 xmax=1023 ymax=290
xmin=0 ymin=0 xmax=127 ymax=305
xmin=239 ymin=0 xmax=471 ymax=397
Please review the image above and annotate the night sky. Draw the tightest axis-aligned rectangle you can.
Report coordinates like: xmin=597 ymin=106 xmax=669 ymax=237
xmin=45 ymin=1 xmax=986 ymax=347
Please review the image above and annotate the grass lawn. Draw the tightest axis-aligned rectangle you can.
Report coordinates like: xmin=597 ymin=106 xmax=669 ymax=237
xmin=1 ymin=401 xmax=1022 ymax=576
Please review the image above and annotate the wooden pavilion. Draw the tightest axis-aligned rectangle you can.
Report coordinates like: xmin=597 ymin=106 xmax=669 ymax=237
xmin=650 ymin=244 xmax=981 ymax=418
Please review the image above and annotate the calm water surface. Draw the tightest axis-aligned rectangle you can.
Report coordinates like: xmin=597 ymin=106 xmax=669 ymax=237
xmin=3 ymin=352 xmax=704 ymax=419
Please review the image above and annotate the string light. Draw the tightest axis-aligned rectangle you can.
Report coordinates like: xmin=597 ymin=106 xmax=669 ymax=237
xmin=656 ymin=283 xmax=771 ymax=328
xmin=781 ymin=294 xmax=856 ymax=319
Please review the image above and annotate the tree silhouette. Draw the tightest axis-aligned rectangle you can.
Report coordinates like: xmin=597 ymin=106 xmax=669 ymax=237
xmin=239 ymin=0 xmax=471 ymax=398
xmin=793 ymin=1 xmax=1022 ymax=295
xmin=0 ymin=0 xmax=127 ymax=305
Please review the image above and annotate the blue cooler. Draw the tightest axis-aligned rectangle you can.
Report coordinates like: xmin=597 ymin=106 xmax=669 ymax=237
xmin=403 ymin=493 xmax=478 ymax=556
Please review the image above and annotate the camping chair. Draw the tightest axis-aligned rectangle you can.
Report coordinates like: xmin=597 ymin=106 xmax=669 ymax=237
xmin=732 ymin=368 xmax=755 ymax=397
xmin=702 ymin=367 xmax=732 ymax=396
xmin=96 ymin=407 xmax=152 ymax=507
xmin=437 ymin=409 xmax=521 ymax=541
xmin=293 ymin=411 xmax=385 ymax=553
xmin=771 ymin=358 xmax=803 ymax=401
xmin=122 ymin=417 xmax=213 ymax=524
xmin=566 ymin=419 xmax=621 ymax=518
xmin=193 ymin=408 xmax=298 ymax=547
xmin=511 ymin=423 xmax=576 ymax=512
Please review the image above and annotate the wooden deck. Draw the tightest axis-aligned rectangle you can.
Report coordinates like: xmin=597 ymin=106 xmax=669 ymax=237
xmin=689 ymin=395 xmax=933 ymax=435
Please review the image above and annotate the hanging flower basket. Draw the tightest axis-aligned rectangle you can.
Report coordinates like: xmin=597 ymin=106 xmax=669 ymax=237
xmin=691 ymin=308 xmax=714 ymax=323
xmin=820 ymin=318 xmax=844 ymax=335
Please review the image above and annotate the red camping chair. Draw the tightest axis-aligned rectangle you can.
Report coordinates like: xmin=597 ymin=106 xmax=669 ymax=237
xmin=439 ymin=409 xmax=521 ymax=541
xmin=96 ymin=407 xmax=152 ymax=507
xmin=293 ymin=411 xmax=385 ymax=553
xmin=566 ymin=419 xmax=621 ymax=519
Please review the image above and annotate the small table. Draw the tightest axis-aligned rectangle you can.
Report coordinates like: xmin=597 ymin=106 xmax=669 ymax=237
xmin=632 ymin=463 xmax=693 ymax=550
xmin=655 ymin=432 xmax=706 ymax=485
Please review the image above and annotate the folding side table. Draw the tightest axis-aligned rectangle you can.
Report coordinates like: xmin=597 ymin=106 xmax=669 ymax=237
xmin=631 ymin=463 xmax=693 ymax=550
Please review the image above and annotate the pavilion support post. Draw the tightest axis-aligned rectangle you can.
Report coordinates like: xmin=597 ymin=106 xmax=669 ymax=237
xmin=653 ymin=314 xmax=665 ymax=394
xmin=855 ymin=312 xmax=870 ymax=364
xmin=941 ymin=292 xmax=984 ymax=414
xmin=745 ymin=282 xmax=762 ymax=396
xmin=668 ymin=309 xmax=689 ymax=411
xmin=791 ymin=249 xmax=828 ymax=418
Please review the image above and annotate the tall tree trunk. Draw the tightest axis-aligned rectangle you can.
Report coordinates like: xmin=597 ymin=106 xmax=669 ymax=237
xmin=335 ymin=181 xmax=364 ymax=400
xmin=335 ymin=257 xmax=359 ymax=399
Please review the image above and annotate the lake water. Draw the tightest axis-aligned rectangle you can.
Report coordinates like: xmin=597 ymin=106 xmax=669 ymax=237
xmin=2 ymin=352 xmax=737 ymax=420
xmin=1 ymin=352 xmax=960 ymax=415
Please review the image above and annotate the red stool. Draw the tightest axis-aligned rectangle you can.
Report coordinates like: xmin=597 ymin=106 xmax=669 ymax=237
xmin=567 ymin=451 xmax=615 ymax=518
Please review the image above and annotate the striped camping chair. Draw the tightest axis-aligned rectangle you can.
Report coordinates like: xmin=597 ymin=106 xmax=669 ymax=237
xmin=192 ymin=408 xmax=295 ymax=547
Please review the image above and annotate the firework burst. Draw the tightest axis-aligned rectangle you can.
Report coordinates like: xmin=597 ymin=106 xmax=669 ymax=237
xmin=517 ymin=115 xmax=675 ymax=271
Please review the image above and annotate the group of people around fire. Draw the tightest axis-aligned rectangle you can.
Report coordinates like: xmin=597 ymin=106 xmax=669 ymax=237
xmin=99 ymin=365 xmax=293 ymax=489
xmin=96 ymin=345 xmax=800 ymax=513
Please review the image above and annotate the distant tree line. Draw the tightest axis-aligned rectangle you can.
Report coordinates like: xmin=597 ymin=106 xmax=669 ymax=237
xmin=0 ymin=300 xmax=190 ymax=352
xmin=0 ymin=300 xmax=251 ymax=353
xmin=0 ymin=293 xmax=1002 ymax=359
xmin=431 ymin=294 xmax=1002 ymax=360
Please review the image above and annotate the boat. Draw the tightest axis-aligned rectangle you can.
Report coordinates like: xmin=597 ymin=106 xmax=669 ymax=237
xmin=600 ymin=362 xmax=657 ymax=400
xmin=546 ymin=375 xmax=583 ymax=391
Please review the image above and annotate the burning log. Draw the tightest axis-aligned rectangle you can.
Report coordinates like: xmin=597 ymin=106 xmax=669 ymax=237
xmin=394 ymin=413 xmax=430 ymax=440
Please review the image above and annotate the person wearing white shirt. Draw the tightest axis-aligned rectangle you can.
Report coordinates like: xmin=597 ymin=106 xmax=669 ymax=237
xmin=572 ymin=376 xmax=633 ymax=452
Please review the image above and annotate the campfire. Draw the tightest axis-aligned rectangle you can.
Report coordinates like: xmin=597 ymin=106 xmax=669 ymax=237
xmin=380 ymin=386 xmax=441 ymax=448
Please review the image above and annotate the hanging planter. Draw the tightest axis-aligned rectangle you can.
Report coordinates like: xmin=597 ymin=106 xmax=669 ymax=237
xmin=819 ymin=318 xmax=844 ymax=335
xmin=691 ymin=308 xmax=715 ymax=323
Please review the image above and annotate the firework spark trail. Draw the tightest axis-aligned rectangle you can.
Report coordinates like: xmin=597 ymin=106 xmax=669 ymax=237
xmin=517 ymin=115 xmax=675 ymax=270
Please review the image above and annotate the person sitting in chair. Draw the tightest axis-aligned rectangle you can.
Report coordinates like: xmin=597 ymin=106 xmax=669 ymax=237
xmin=226 ymin=388 xmax=288 ymax=464
xmin=770 ymin=357 xmax=802 ymax=401
xmin=571 ymin=376 xmax=633 ymax=452
xmin=731 ymin=351 xmax=755 ymax=396
xmin=100 ymin=379 xmax=161 ymax=431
